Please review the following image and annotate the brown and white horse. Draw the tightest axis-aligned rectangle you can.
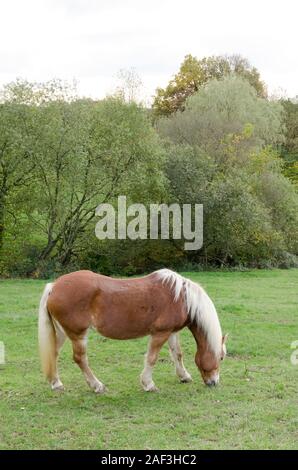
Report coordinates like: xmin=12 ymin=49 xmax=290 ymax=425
xmin=38 ymin=269 xmax=227 ymax=393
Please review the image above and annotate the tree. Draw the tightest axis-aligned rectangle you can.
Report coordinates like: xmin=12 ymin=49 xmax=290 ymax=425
xmin=152 ymin=54 xmax=267 ymax=117
xmin=0 ymin=79 xmax=167 ymax=276
xmin=31 ymin=96 xmax=166 ymax=271
xmin=158 ymin=76 xmax=284 ymax=162
xmin=159 ymin=77 xmax=297 ymax=267
xmin=0 ymin=101 xmax=36 ymax=257
xmin=280 ymin=99 xmax=298 ymax=186
xmin=115 ymin=68 xmax=143 ymax=104
xmin=163 ymin=144 xmax=298 ymax=267
xmin=1 ymin=77 xmax=77 ymax=105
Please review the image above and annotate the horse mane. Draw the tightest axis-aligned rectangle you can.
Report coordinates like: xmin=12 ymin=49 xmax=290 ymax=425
xmin=156 ymin=268 xmax=222 ymax=357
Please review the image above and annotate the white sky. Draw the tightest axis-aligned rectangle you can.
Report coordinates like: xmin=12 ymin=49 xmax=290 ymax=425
xmin=0 ymin=0 xmax=297 ymax=102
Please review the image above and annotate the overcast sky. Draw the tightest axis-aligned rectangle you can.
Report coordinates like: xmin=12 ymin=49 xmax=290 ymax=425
xmin=0 ymin=0 xmax=297 ymax=102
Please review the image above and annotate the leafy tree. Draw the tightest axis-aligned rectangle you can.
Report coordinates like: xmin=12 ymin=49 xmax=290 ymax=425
xmin=160 ymin=77 xmax=297 ymax=267
xmin=153 ymin=54 xmax=267 ymax=117
xmin=280 ymin=99 xmax=298 ymax=186
xmin=248 ymin=147 xmax=298 ymax=255
xmin=0 ymin=101 xmax=37 ymax=258
xmin=158 ymin=76 xmax=284 ymax=162
xmin=1 ymin=77 xmax=77 ymax=105
xmin=1 ymin=74 xmax=297 ymax=276
xmin=0 ymin=78 xmax=167 ymax=276
xmin=31 ymin=97 xmax=165 ymax=270
xmin=164 ymin=143 xmax=298 ymax=267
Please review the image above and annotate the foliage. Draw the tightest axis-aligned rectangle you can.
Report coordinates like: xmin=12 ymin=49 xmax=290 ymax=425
xmin=0 ymin=80 xmax=166 ymax=276
xmin=32 ymin=97 xmax=166 ymax=269
xmin=153 ymin=54 xmax=267 ymax=117
xmin=0 ymin=73 xmax=297 ymax=277
xmin=158 ymin=77 xmax=297 ymax=267
xmin=280 ymin=99 xmax=298 ymax=186
xmin=0 ymin=100 xmax=37 ymax=256
xmin=158 ymin=76 xmax=284 ymax=157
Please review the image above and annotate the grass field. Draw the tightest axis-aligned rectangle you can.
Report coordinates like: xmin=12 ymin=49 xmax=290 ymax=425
xmin=0 ymin=269 xmax=297 ymax=450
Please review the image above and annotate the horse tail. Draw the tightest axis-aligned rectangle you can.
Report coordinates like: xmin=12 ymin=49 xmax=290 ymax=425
xmin=38 ymin=282 xmax=56 ymax=381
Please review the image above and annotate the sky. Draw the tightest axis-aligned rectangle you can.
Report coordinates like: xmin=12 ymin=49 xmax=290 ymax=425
xmin=0 ymin=0 xmax=297 ymax=102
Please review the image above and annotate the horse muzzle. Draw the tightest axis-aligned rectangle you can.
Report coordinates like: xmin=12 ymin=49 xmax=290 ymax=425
xmin=205 ymin=373 xmax=219 ymax=387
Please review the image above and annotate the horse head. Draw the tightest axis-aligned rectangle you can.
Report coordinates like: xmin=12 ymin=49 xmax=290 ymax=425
xmin=190 ymin=325 xmax=228 ymax=386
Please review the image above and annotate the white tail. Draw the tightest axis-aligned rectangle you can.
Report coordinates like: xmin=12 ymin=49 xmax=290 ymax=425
xmin=38 ymin=283 xmax=55 ymax=381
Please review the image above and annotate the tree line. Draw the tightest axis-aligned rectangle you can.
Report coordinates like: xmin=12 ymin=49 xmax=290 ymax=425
xmin=0 ymin=55 xmax=297 ymax=277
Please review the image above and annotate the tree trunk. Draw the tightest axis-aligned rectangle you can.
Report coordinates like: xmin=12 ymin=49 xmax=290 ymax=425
xmin=38 ymin=237 xmax=59 ymax=262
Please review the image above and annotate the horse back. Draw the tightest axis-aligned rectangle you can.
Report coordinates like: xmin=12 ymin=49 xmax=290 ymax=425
xmin=47 ymin=270 xmax=188 ymax=340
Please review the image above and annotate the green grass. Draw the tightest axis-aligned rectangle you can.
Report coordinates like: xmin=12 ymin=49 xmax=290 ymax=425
xmin=0 ymin=269 xmax=297 ymax=450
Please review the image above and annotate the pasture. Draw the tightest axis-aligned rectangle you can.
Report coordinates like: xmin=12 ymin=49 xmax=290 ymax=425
xmin=0 ymin=269 xmax=297 ymax=450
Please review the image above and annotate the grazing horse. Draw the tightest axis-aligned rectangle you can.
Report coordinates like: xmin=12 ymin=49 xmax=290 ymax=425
xmin=38 ymin=269 xmax=227 ymax=393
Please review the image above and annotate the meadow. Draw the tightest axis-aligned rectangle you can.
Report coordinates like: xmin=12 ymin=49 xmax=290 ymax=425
xmin=0 ymin=269 xmax=297 ymax=450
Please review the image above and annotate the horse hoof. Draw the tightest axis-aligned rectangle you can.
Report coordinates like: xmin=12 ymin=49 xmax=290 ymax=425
xmin=145 ymin=384 xmax=159 ymax=392
xmin=52 ymin=384 xmax=65 ymax=392
xmin=94 ymin=384 xmax=106 ymax=394
xmin=180 ymin=375 xmax=192 ymax=383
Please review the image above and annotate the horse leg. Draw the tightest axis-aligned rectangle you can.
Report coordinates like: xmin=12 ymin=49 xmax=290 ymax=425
xmin=168 ymin=333 xmax=192 ymax=383
xmin=72 ymin=336 xmax=106 ymax=394
xmin=140 ymin=332 xmax=171 ymax=392
xmin=51 ymin=320 xmax=66 ymax=391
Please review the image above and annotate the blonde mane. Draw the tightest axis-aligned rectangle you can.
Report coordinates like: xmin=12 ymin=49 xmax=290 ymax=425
xmin=156 ymin=268 xmax=222 ymax=357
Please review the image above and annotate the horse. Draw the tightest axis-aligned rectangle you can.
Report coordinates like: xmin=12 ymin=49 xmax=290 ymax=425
xmin=38 ymin=268 xmax=228 ymax=393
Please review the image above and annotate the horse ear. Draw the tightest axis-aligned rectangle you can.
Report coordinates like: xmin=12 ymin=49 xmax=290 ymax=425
xmin=222 ymin=333 xmax=229 ymax=344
